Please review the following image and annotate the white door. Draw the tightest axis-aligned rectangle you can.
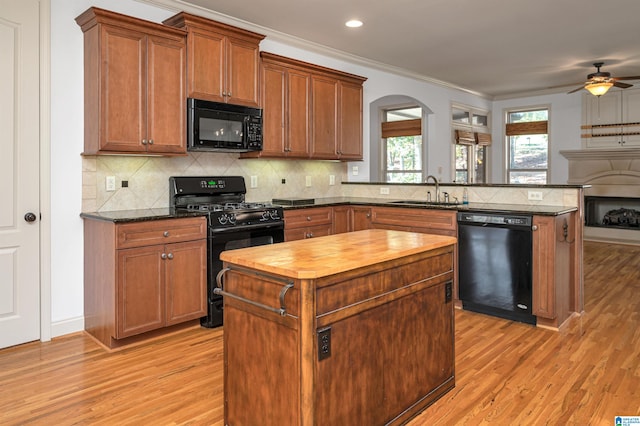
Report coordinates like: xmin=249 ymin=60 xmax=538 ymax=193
xmin=0 ymin=0 xmax=41 ymax=348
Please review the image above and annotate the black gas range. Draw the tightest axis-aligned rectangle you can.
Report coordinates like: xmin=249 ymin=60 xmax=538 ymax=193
xmin=170 ymin=176 xmax=284 ymax=328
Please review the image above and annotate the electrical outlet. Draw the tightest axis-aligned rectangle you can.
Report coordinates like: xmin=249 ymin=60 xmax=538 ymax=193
xmin=528 ymin=190 xmax=543 ymax=201
xmin=329 ymin=175 xmax=335 ymax=186
xmin=380 ymin=187 xmax=390 ymax=195
xmin=317 ymin=327 xmax=331 ymax=360
xmin=305 ymin=176 xmax=312 ymax=187
xmin=250 ymin=175 xmax=258 ymax=188
xmin=352 ymin=166 xmax=359 ymax=176
xmin=105 ymin=176 xmax=116 ymax=191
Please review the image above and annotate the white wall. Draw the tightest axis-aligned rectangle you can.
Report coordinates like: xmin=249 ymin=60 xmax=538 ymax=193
xmin=49 ymin=0 xmax=584 ymax=335
xmin=50 ymin=0 xmax=179 ymax=334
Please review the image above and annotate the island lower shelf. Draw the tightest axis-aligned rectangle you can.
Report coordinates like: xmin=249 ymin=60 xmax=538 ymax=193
xmin=219 ymin=229 xmax=457 ymax=425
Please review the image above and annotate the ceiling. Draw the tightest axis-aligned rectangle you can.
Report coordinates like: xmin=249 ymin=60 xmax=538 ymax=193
xmin=179 ymin=0 xmax=640 ymax=99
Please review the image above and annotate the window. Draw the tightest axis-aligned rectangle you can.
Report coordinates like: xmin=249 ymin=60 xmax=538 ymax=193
xmin=506 ymin=108 xmax=549 ymax=184
xmin=452 ymin=104 xmax=490 ymax=183
xmin=382 ymin=106 xmax=423 ymax=183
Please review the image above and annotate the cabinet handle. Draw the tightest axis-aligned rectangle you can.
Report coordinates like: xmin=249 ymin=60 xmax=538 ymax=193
xmin=532 ymin=225 xmax=538 ymax=231
xmin=161 ymin=253 xmax=167 ymax=259
xmin=306 ymin=216 xmax=311 ymax=221
xmin=163 ymin=231 xmax=170 ymax=237
xmin=366 ymin=213 xmax=371 ymax=218
xmin=148 ymin=139 xmax=154 ymax=145
xmin=142 ymin=139 xmax=147 ymax=145
xmin=307 ymin=232 xmax=314 ymax=238
xmin=167 ymin=253 xmax=174 ymax=260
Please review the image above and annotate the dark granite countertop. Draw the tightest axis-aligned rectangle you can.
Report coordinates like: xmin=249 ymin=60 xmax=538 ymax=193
xmin=271 ymin=197 xmax=578 ymax=216
xmin=80 ymin=208 xmax=207 ymax=223
xmin=80 ymin=197 xmax=577 ymax=223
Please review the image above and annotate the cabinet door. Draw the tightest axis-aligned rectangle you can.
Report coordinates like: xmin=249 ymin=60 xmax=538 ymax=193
xmin=100 ymin=25 xmax=146 ymax=152
xmin=165 ymin=240 xmax=207 ymax=325
xmin=311 ymin=74 xmax=339 ymax=158
xmin=532 ymin=215 xmax=556 ymax=318
xmin=260 ymin=62 xmax=287 ymax=156
xmin=352 ymin=206 xmax=372 ymax=231
xmin=332 ymin=206 xmax=351 ymax=234
xmin=338 ymin=81 xmax=363 ymax=160
xmin=623 ymin=88 xmax=640 ymax=123
xmin=287 ymin=69 xmax=312 ymax=157
xmin=117 ymin=245 xmax=164 ymax=338
xmin=146 ymin=35 xmax=186 ymax=154
xmin=226 ymin=37 xmax=261 ymax=107
xmin=187 ymin=28 xmax=225 ymax=102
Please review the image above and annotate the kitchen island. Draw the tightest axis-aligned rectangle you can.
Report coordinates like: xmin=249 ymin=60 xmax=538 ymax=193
xmin=218 ymin=229 xmax=457 ymax=425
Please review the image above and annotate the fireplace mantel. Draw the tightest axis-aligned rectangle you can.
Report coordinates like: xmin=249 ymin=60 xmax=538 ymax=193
xmin=560 ymin=148 xmax=640 ymax=160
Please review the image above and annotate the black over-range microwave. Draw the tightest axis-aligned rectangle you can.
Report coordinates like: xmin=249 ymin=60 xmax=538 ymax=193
xmin=187 ymin=98 xmax=263 ymax=152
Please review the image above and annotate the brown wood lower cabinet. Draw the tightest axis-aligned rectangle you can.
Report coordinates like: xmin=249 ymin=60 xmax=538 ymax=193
xmin=84 ymin=216 xmax=207 ymax=349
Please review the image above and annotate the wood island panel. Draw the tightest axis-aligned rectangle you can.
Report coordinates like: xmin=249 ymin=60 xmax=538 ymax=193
xmin=219 ymin=229 xmax=456 ymax=425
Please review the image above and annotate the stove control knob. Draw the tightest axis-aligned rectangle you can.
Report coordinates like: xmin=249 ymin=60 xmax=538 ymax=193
xmin=218 ymin=215 xmax=228 ymax=225
xmin=262 ymin=211 xmax=270 ymax=221
xmin=228 ymin=213 xmax=236 ymax=224
xmin=270 ymin=210 xmax=280 ymax=220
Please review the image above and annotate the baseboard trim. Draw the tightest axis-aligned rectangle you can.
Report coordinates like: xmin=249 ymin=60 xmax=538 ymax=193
xmin=51 ymin=316 xmax=84 ymax=339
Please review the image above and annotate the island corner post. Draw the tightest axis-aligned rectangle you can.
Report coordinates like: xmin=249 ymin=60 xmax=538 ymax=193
xmin=218 ymin=229 xmax=457 ymax=425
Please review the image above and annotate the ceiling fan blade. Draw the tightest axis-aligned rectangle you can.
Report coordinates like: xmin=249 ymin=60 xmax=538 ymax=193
xmin=614 ymin=76 xmax=640 ymax=81
xmin=613 ymin=81 xmax=633 ymax=89
xmin=567 ymin=85 xmax=585 ymax=94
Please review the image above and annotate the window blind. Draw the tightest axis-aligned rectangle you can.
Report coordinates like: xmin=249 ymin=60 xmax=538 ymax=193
xmin=381 ymin=118 xmax=421 ymax=138
xmin=506 ymin=120 xmax=548 ymax=136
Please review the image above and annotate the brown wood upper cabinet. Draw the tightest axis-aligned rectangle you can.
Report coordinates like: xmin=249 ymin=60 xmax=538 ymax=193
xmin=163 ymin=13 xmax=264 ymax=107
xmin=76 ymin=7 xmax=187 ymax=155
xmin=242 ymin=52 xmax=366 ymax=160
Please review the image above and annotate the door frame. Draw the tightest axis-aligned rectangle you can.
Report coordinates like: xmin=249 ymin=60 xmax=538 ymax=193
xmin=39 ymin=0 xmax=52 ymax=342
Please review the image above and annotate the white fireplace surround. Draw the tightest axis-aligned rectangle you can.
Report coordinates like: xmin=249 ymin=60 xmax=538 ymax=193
xmin=561 ymin=148 xmax=640 ymax=245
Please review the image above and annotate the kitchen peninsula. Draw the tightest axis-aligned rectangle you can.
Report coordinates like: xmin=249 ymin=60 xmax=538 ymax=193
xmin=218 ymin=229 xmax=457 ymax=425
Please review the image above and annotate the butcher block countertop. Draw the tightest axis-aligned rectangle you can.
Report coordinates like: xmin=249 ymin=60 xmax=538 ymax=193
xmin=220 ymin=229 xmax=457 ymax=279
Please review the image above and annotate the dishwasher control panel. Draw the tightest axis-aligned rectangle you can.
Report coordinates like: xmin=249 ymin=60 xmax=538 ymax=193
xmin=457 ymin=212 xmax=532 ymax=227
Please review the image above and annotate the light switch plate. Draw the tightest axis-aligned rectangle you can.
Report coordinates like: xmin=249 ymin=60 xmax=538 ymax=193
xmin=329 ymin=175 xmax=335 ymax=185
xmin=250 ymin=176 xmax=258 ymax=188
xmin=305 ymin=176 xmax=312 ymax=187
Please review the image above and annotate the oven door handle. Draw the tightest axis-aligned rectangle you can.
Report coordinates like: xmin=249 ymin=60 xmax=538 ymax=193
xmin=214 ymin=267 xmax=294 ymax=317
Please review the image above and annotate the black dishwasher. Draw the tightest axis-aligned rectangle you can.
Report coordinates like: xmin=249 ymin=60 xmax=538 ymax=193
xmin=457 ymin=211 xmax=536 ymax=325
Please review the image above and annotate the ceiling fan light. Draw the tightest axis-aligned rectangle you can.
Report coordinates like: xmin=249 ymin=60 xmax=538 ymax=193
xmin=585 ymin=81 xmax=613 ymax=96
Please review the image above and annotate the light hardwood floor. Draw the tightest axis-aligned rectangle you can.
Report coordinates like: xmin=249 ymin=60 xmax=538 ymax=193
xmin=1 ymin=241 xmax=638 ymax=425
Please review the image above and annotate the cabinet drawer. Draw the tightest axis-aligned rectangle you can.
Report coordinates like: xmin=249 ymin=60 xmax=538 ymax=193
xmin=284 ymin=207 xmax=333 ymax=228
xmin=285 ymin=224 xmax=333 ymax=242
xmin=117 ymin=217 xmax=207 ymax=249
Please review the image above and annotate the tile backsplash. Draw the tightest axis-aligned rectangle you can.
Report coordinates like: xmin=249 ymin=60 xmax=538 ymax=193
xmin=82 ymin=153 xmax=347 ymax=212
xmin=82 ymin=153 xmax=580 ymax=212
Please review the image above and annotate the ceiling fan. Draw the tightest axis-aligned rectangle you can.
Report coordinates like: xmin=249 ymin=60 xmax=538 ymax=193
xmin=568 ymin=62 xmax=640 ymax=96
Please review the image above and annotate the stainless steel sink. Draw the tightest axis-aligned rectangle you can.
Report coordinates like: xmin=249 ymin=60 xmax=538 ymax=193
xmin=389 ymin=200 xmax=460 ymax=207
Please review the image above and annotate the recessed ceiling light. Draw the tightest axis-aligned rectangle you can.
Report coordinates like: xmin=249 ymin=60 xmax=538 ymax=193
xmin=345 ymin=19 xmax=363 ymax=28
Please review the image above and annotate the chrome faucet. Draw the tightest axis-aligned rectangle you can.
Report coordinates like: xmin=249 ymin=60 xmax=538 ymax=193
xmin=425 ymin=175 xmax=440 ymax=203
